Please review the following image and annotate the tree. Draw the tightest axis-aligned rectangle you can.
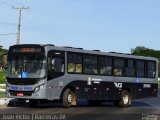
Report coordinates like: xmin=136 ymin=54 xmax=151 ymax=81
xmin=131 ymin=46 xmax=160 ymax=58
xmin=0 ymin=46 xmax=8 ymax=71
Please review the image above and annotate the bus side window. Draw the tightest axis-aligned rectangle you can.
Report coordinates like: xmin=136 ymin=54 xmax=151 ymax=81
xmin=126 ymin=59 xmax=135 ymax=77
xmin=67 ymin=53 xmax=82 ymax=74
xmin=113 ymin=58 xmax=124 ymax=76
xmin=83 ymin=55 xmax=97 ymax=75
xmin=136 ymin=60 xmax=145 ymax=77
xmin=147 ymin=61 xmax=156 ymax=78
xmin=99 ymin=57 xmax=112 ymax=76
xmin=68 ymin=63 xmax=75 ymax=73
xmin=76 ymin=64 xmax=82 ymax=73
xmin=114 ymin=68 xmax=120 ymax=76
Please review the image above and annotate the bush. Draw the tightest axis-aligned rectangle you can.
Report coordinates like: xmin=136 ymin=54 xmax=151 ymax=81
xmin=0 ymin=71 xmax=6 ymax=84
xmin=0 ymin=92 xmax=6 ymax=98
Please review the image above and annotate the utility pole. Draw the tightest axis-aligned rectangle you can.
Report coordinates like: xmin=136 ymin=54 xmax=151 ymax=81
xmin=12 ymin=6 xmax=29 ymax=44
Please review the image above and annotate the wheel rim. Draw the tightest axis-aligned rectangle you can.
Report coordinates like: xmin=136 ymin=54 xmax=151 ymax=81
xmin=67 ymin=94 xmax=72 ymax=103
xmin=123 ymin=94 xmax=129 ymax=105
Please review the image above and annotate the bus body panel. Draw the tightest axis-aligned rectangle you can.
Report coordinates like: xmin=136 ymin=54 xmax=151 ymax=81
xmin=6 ymin=44 xmax=158 ymax=104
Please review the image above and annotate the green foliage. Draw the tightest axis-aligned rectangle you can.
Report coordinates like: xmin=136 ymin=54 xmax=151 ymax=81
xmin=0 ymin=46 xmax=7 ymax=55
xmin=0 ymin=92 xmax=6 ymax=98
xmin=0 ymin=71 xmax=6 ymax=84
xmin=0 ymin=45 xmax=8 ymax=70
xmin=131 ymin=46 xmax=160 ymax=58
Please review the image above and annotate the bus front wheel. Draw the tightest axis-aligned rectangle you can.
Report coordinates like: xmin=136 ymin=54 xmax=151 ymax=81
xmin=62 ymin=88 xmax=77 ymax=108
xmin=114 ymin=90 xmax=131 ymax=107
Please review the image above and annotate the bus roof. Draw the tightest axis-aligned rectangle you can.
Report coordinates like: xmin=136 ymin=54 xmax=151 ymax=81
xmin=10 ymin=44 xmax=158 ymax=61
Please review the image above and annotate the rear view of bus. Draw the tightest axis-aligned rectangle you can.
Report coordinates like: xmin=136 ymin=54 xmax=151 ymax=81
xmin=6 ymin=44 xmax=47 ymax=106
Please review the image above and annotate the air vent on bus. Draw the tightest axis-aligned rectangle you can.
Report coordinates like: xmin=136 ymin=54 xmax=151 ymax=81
xmin=63 ymin=46 xmax=83 ymax=50
xmin=93 ymin=50 xmax=101 ymax=52
xmin=63 ymin=46 xmax=73 ymax=49
xmin=75 ymin=48 xmax=83 ymax=50
xmin=44 ymin=44 xmax=55 ymax=46
xmin=109 ymin=52 xmax=131 ymax=55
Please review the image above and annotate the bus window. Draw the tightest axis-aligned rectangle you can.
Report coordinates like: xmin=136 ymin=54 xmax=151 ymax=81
xmin=147 ymin=61 xmax=156 ymax=78
xmin=75 ymin=64 xmax=82 ymax=73
xmin=126 ymin=59 xmax=135 ymax=77
xmin=9 ymin=55 xmax=46 ymax=78
xmin=68 ymin=63 xmax=75 ymax=73
xmin=47 ymin=50 xmax=65 ymax=80
xmin=51 ymin=57 xmax=64 ymax=73
xmin=113 ymin=58 xmax=124 ymax=76
xmin=99 ymin=57 xmax=112 ymax=75
xmin=67 ymin=53 xmax=82 ymax=74
xmin=136 ymin=60 xmax=145 ymax=77
xmin=83 ymin=55 xmax=97 ymax=75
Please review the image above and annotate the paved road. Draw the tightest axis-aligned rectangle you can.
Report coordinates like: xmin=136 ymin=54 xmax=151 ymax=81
xmin=0 ymin=92 xmax=160 ymax=120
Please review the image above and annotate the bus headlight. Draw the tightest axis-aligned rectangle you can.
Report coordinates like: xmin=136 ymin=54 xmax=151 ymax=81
xmin=34 ymin=84 xmax=45 ymax=93
xmin=34 ymin=86 xmax=40 ymax=92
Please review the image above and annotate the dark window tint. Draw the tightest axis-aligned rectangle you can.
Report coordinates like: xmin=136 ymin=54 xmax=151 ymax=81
xmin=126 ymin=59 xmax=135 ymax=77
xmin=136 ymin=60 xmax=145 ymax=77
xmin=147 ymin=61 xmax=156 ymax=78
xmin=113 ymin=58 xmax=124 ymax=76
xmin=68 ymin=53 xmax=82 ymax=63
xmin=47 ymin=51 xmax=65 ymax=80
xmin=67 ymin=53 xmax=82 ymax=73
xmin=83 ymin=55 xmax=97 ymax=74
xmin=99 ymin=57 xmax=112 ymax=75
xmin=114 ymin=58 xmax=124 ymax=67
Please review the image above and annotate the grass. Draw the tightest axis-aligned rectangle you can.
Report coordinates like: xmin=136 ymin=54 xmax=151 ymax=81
xmin=0 ymin=92 xmax=6 ymax=98
xmin=0 ymin=71 xmax=6 ymax=84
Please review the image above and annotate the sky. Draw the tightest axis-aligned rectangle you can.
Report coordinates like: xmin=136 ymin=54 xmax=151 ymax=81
xmin=0 ymin=0 xmax=160 ymax=53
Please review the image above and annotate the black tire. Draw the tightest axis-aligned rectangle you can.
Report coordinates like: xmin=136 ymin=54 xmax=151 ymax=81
xmin=116 ymin=90 xmax=131 ymax=107
xmin=88 ymin=100 xmax=102 ymax=106
xmin=62 ymin=88 xmax=77 ymax=108
xmin=29 ymin=99 xmax=39 ymax=107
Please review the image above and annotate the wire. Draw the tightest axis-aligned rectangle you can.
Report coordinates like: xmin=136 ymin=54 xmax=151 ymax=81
xmin=0 ymin=27 xmax=17 ymax=41
xmin=27 ymin=9 xmax=64 ymax=44
xmin=23 ymin=15 xmax=51 ymax=42
xmin=0 ymin=33 xmax=17 ymax=35
xmin=0 ymin=21 xmax=17 ymax=26
xmin=27 ymin=10 xmax=57 ymax=40
xmin=12 ymin=0 xmax=62 ymax=42
xmin=1 ymin=0 xmax=63 ymax=44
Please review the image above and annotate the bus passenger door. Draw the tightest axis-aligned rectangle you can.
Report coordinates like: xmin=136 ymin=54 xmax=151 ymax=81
xmin=47 ymin=50 xmax=65 ymax=99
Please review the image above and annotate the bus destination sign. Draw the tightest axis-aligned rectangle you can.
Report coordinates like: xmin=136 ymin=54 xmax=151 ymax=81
xmin=12 ymin=47 xmax=42 ymax=53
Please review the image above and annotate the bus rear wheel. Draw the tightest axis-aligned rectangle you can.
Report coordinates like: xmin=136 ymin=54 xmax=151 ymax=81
xmin=62 ymin=88 xmax=77 ymax=108
xmin=114 ymin=90 xmax=131 ymax=107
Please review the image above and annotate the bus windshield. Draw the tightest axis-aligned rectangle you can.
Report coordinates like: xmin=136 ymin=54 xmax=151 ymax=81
xmin=7 ymin=55 xmax=46 ymax=78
